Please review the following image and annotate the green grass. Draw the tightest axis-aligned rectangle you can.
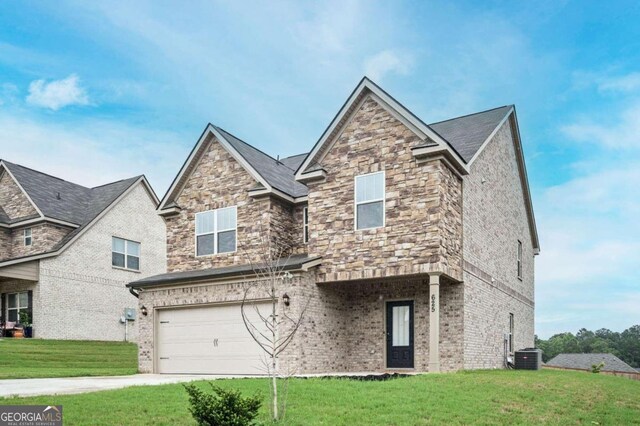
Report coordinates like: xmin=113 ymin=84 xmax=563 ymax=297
xmin=3 ymin=370 xmax=640 ymax=425
xmin=0 ymin=339 xmax=137 ymax=379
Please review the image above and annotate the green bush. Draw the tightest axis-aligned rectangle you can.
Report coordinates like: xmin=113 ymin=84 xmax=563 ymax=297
xmin=184 ymin=383 xmax=262 ymax=426
xmin=591 ymin=362 xmax=605 ymax=373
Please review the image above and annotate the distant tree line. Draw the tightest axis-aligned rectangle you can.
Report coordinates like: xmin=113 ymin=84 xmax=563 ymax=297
xmin=535 ymin=325 xmax=640 ymax=368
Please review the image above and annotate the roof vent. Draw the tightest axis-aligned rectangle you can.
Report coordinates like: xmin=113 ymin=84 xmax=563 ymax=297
xmin=276 ymin=155 xmax=283 ymax=166
xmin=56 ymin=192 xmax=62 ymax=200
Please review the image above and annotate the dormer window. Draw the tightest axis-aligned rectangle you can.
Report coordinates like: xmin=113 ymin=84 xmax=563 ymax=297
xmin=355 ymin=171 xmax=385 ymax=230
xmin=196 ymin=207 xmax=237 ymax=256
xmin=23 ymin=228 xmax=32 ymax=246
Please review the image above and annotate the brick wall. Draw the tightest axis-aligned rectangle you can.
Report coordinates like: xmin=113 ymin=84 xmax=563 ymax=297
xmin=307 ymin=95 xmax=463 ymax=282
xmin=462 ymin=118 xmax=536 ymax=369
xmin=137 ymin=273 xmax=464 ymax=374
xmin=0 ymin=170 xmax=37 ymax=220
xmin=36 ymin=183 xmax=166 ymax=341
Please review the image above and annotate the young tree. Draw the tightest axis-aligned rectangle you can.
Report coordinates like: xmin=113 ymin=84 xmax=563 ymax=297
xmin=239 ymin=231 xmax=309 ymax=422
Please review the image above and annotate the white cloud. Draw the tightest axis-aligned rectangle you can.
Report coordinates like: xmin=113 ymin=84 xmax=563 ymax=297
xmin=561 ymin=103 xmax=640 ymax=149
xmin=598 ymin=72 xmax=640 ymax=92
xmin=535 ymin=163 xmax=640 ymax=337
xmin=26 ymin=74 xmax=89 ymax=110
xmin=363 ymin=50 xmax=413 ymax=82
xmin=0 ymin=111 xmax=186 ymax=195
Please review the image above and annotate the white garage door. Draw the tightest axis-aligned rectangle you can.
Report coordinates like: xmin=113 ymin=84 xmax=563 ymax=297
xmin=156 ymin=302 xmax=270 ymax=375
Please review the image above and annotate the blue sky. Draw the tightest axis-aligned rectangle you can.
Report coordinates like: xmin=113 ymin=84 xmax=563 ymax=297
xmin=1 ymin=1 xmax=638 ymax=338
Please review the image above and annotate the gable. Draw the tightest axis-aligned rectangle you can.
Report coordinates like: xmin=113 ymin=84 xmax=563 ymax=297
xmin=174 ymin=136 xmax=260 ymax=209
xmin=0 ymin=166 xmax=39 ymax=222
xmin=295 ymin=77 xmax=469 ymax=180
xmin=320 ymin=94 xmax=423 ymax=169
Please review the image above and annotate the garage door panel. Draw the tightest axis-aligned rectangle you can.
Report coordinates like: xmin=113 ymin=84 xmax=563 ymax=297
xmin=156 ymin=302 xmax=270 ymax=375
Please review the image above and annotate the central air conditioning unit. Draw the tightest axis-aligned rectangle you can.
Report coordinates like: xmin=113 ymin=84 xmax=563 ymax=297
xmin=514 ymin=348 xmax=542 ymax=370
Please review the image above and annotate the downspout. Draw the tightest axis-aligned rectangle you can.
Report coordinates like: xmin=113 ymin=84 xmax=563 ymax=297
xmin=129 ymin=287 xmax=139 ymax=298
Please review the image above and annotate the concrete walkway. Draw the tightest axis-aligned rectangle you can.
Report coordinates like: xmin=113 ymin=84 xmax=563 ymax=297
xmin=0 ymin=374 xmax=237 ymax=398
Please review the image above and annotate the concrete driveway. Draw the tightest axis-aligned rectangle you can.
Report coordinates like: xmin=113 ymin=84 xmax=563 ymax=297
xmin=0 ymin=374 xmax=235 ymax=398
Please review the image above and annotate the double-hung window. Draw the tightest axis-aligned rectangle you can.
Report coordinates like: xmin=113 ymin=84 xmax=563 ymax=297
xmin=112 ymin=237 xmax=141 ymax=271
xmin=23 ymin=228 xmax=32 ymax=246
xmin=7 ymin=292 xmax=28 ymax=322
xmin=196 ymin=207 xmax=237 ymax=256
xmin=355 ymin=171 xmax=385 ymax=230
xmin=303 ymin=207 xmax=309 ymax=244
xmin=517 ymin=240 xmax=523 ymax=280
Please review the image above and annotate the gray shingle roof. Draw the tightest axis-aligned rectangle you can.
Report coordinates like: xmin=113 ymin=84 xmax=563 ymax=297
xmin=128 ymin=254 xmax=320 ymax=288
xmin=1 ymin=160 xmax=140 ymax=227
xmin=429 ymin=106 xmax=513 ymax=163
xmin=312 ymin=104 xmax=512 ymax=169
xmin=546 ymin=353 xmax=638 ymax=373
xmin=215 ymin=127 xmax=309 ymax=198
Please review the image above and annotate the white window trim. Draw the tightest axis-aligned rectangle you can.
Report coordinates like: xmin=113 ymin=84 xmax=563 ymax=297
xmin=517 ymin=240 xmax=523 ymax=280
xmin=23 ymin=228 xmax=32 ymax=246
xmin=354 ymin=171 xmax=386 ymax=231
xmin=7 ymin=291 xmax=29 ymax=323
xmin=303 ymin=207 xmax=309 ymax=244
xmin=112 ymin=237 xmax=141 ymax=271
xmin=195 ymin=206 xmax=238 ymax=257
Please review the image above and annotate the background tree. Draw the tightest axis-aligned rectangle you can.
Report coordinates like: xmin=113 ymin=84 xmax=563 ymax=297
xmin=536 ymin=325 xmax=640 ymax=367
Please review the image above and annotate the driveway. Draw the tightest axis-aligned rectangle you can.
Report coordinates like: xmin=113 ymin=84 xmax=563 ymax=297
xmin=0 ymin=374 xmax=237 ymax=398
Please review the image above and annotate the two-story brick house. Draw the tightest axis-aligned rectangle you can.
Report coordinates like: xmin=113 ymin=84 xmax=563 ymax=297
xmin=0 ymin=160 xmax=166 ymax=341
xmin=129 ymin=77 xmax=539 ymax=374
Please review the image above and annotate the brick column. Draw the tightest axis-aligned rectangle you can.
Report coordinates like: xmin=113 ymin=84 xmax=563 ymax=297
xmin=429 ymin=272 xmax=441 ymax=372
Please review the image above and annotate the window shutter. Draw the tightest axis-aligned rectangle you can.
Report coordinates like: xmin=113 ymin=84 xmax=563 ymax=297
xmin=1 ymin=293 xmax=5 ymax=323
xmin=27 ymin=290 xmax=33 ymax=336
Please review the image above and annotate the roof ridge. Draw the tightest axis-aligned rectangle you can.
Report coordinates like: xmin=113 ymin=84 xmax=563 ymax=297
xmin=282 ymin=152 xmax=308 ymax=160
xmin=91 ymin=175 xmax=141 ymax=190
xmin=429 ymin=105 xmax=513 ymax=126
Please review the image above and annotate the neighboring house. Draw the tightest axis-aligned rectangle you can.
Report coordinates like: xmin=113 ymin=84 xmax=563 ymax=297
xmin=129 ymin=77 xmax=539 ymax=374
xmin=546 ymin=353 xmax=638 ymax=374
xmin=0 ymin=160 xmax=166 ymax=341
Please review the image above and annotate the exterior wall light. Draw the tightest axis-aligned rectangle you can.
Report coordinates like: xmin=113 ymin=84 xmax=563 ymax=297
xmin=282 ymin=294 xmax=290 ymax=307
xmin=141 ymin=306 xmax=148 ymax=316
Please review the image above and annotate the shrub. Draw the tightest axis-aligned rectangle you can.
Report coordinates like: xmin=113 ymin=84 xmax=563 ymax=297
xmin=591 ymin=362 xmax=605 ymax=373
xmin=184 ymin=383 xmax=262 ymax=426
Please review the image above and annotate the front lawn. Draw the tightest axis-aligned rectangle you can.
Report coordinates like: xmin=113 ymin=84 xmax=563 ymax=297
xmin=0 ymin=339 xmax=137 ymax=379
xmin=3 ymin=370 xmax=639 ymax=425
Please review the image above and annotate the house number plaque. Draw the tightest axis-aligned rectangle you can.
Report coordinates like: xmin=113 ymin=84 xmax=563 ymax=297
xmin=431 ymin=294 xmax=436 ymax=312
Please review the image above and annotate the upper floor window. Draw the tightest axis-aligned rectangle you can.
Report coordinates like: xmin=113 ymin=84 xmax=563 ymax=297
xmin=23 ymin=228 xmax=32 ymax=246
xmin=355 ymin=171 xmax=385 ymax=230
xmin=517 ymin=240 xmax=523 ymax=280
xmin=112 ymin=237 xmax=140 ymax=271
xmin=196 ymin=206 xmax=237 ymax=256
xmin=303 ymin=207 xmax=309 ymax=244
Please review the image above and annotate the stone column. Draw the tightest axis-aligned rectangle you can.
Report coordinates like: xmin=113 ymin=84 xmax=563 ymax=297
xmin=429 ymin=272 xmax=441 ymax=372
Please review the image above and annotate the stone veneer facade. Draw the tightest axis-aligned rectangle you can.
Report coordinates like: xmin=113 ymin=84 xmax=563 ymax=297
xmin=0 ymin=170 xmax=37 ymax=220
xmin=139 ymin=94 xmax=535 ymax=374
xmin=307 ymin=96 xmax=463 ymax=283
xmin=165 ymin=139 xmax=304 ymax=272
